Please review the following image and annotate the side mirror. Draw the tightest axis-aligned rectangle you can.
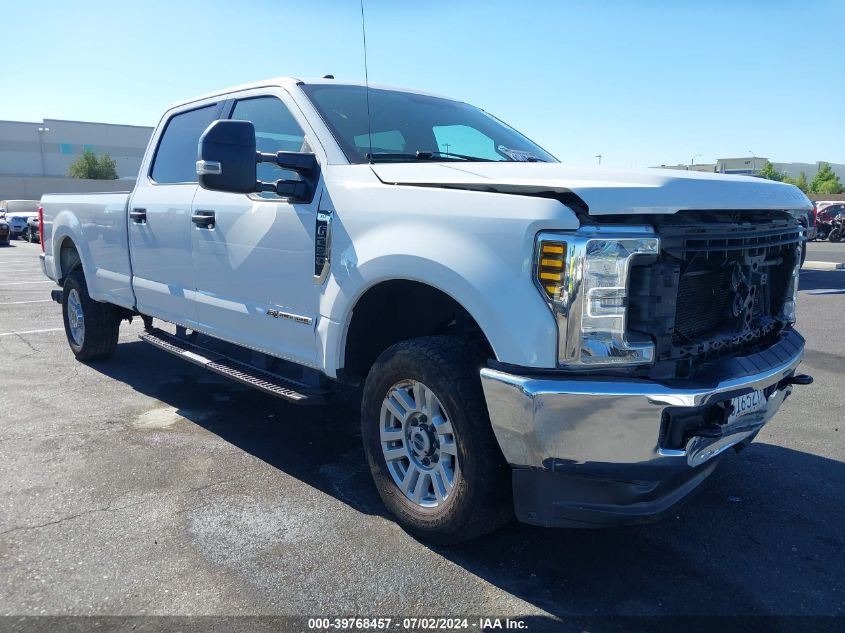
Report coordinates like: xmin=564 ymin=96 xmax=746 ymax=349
xmin=196 ymin=120 xmax=257 ymax=194
xmin=197 ymin=119 xmax=321 ymax=202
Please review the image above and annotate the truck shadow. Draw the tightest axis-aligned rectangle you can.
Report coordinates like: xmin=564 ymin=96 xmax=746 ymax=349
xmin=92 ymin=340 xmax=845 ymax=619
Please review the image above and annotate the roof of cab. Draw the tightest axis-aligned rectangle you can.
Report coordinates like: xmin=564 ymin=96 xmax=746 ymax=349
xmin=168 ymin=76 xmax=458 ymax=111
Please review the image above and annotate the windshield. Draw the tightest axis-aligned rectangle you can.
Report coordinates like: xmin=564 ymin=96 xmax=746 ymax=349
xmin=300 ymin=84 xmax=557 ymax=164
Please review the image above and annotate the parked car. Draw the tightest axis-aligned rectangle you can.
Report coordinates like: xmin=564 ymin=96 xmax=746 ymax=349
xmin=816 ymin=202 xmax=845 ymax=224
xmin=0 ymin=218 xmax=10 ymax=245
xmin=22 ymin=216 xmax=40 ymax=243
xmin=0 ymin=200 xmax=39 ymax=238
xmin=39 ymin=77 xmax=813 ymax=543
xmin=8 ymin=213 xmax=37 ymax=240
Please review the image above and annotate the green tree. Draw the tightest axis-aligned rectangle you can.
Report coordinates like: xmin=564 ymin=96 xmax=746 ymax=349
xmin=757 ymin=161 xmax=784 ymax=182
xmin=782 ymin=171 xmax=809 ymax=193
xmin=794 ymin=171 xmax=809 ymax=193
xmin=809 ymin=162 xmax=843 ymax=194
xmin=67 ymin=150 xmax=119 ymax=179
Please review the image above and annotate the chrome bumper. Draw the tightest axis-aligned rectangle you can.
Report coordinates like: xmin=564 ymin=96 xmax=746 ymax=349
xmin=480 ymin=336 xmax=804 ymax=472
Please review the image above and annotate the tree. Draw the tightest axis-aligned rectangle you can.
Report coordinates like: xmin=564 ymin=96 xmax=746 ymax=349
xmin=757 ymin=161 xmax=784 ymax=182
xmin=67 ymin=150 xmax=119 ymax=179
xmin=783 ymin=171 xmax=809 ymax=193
xmin=793 ymin=171 xmax=809 ymax=193
xmin=809 ymin=162 xmax=843 ymax=194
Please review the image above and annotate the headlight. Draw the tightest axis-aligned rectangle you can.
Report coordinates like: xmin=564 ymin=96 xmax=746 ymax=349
xmin=535 ymin=226 xmax=659 ymax=368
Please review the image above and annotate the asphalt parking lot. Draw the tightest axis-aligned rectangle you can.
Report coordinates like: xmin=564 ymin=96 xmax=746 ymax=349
xmin=0 ymin=239 xmax=843 ymax=629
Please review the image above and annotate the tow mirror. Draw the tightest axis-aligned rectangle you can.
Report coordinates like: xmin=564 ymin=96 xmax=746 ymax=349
xmin=197 ymin=119 xmax=320 ymax=202
xmin=197 ymin=120 xmax=257 ymax=194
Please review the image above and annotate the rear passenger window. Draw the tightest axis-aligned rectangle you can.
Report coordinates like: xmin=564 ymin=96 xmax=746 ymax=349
xmin=230 ymin=97 xmax=307 ymax=188
xmin=150 ymin=105 xmax=219 ymax=184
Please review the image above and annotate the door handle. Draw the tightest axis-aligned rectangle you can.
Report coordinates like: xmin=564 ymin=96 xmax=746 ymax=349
xmin=192 ymin=210 xmax=215 ymax=229
xmin=129 ymin=208 xmax=147 ymax=223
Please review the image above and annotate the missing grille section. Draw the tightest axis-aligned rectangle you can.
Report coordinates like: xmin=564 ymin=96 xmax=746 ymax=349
xmin=628 ymin=212 xmax=800 ymax=379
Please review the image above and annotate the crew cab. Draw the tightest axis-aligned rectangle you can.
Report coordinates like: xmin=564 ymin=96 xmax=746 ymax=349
xmin=39 ymin=77 xmax=812 ymax=543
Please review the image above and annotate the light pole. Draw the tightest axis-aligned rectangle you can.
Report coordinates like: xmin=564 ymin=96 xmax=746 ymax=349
xmin=37 ymin=126 xmax=50 ymax=176
xmin=748 ymin=149 xmax=757 ymax=174
xmin=595 ymin=154 xmax=602 ymax=165
xmin=691 ymin=153 xmax=702 ymax=167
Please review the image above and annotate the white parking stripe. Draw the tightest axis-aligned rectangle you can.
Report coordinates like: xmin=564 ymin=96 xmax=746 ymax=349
xmin=0 ymin=280 xmax=54 ymax=285
xmin=0 ymin=300 xmax=53 ymax=305
xmin=0 ymin=327 xmax=64 ymax=337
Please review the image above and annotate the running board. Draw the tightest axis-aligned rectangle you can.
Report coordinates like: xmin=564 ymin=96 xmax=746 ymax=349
xmin=139 ymin=328 xmax=327 ymax=404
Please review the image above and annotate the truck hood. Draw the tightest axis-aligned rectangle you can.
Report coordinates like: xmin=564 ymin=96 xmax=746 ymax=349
xmin=370 ymin=163 xmax=812 ymax=215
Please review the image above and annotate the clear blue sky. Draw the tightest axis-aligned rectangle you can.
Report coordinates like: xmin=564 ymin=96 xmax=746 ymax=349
xmin=3 ymin=0 xmax=843 ymax=168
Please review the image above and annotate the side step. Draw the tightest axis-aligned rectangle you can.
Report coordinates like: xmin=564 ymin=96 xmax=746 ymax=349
xmin=140 ymin=328 xmax=328 ymax=404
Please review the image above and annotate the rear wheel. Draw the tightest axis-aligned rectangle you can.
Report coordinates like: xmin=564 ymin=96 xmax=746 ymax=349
xmin=361 ymin=336 xmax=511 ymax=544
xmin=829 ymin=229 xmax=842 ymax=243
xmin=62 ymin=269 xmax=120 ymax=360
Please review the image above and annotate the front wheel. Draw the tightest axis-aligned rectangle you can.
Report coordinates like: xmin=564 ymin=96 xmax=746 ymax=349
xmin=829 ymin=229 xmax=842 ymax=243
xmin=62 ymin=269 xmax=121 ymax=360
xmin=361 ymin=336 xmax=511 ymax=544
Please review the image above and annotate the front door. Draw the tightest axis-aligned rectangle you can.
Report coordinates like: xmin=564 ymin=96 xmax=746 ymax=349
xmin=190 ymin=94 xmax=321 ymax=366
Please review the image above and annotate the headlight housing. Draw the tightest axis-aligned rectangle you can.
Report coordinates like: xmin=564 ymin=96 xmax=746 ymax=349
xmin=535 ymin=226 xmax=659 ymax=368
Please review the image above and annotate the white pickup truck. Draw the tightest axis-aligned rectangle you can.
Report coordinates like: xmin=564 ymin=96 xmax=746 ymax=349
xmin=40 ymin=77 xmax=813 ymax=543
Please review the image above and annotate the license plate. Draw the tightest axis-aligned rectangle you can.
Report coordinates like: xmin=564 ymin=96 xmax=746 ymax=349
xmin=727 ymin=389 xmax=767 ymax=424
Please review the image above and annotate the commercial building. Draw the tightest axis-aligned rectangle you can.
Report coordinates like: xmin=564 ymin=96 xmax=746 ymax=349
xmin=655 ymin=157 xmax=845 ymax=182
xmin=0 ymin=118 xmax=153 ymax=199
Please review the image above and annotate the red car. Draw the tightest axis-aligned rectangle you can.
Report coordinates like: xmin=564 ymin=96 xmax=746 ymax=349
xmin=816 ymin=202 xmax=845 ymax=224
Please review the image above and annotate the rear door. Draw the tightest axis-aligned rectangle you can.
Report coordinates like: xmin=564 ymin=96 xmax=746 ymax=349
xmin=128 ymin=102 xmax=222 ymax=326
xmin=190 ymin=92 xmax=322 ymax=365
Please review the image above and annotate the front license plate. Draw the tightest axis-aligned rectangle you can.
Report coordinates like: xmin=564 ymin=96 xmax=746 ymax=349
xmin=727 ymin=389 xmax=767 ymax=424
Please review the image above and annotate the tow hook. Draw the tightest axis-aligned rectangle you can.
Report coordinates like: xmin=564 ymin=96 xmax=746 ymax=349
xmin=780 ymin=373 xmax=813 ymax=388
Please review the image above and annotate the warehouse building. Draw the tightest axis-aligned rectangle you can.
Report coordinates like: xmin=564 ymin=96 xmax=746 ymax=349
xmin=0 ymin=118 xmax=153 ymax=199
xmin=655 ymin=157 xmax=845 ymax=182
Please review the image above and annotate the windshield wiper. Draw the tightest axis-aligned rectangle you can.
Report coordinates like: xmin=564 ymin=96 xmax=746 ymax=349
xmin=366 ymin=151 xmax=496 ymax=163
xmin=415 ymin=150 xmax=497 ymax=162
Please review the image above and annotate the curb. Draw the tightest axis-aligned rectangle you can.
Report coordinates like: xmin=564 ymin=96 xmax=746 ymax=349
xmin=802 ymin=261 xmax=845 ymax=271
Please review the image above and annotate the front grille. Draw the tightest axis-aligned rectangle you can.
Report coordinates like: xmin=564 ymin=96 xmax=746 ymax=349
xmin=628 ymin=212 xmax=801 ymax=378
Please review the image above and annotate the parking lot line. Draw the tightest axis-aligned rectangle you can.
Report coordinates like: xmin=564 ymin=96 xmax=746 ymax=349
xmin=0 ymin=327 xmax=64 ymax=337
xmin=0 ymin=280 xmax=54 ymax=285
xmin=0 ymin=299 xmax=53 ymax=305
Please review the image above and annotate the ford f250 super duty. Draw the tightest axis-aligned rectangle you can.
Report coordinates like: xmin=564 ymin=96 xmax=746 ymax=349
xmin=39 ymin=77 xmax=813 ymax=543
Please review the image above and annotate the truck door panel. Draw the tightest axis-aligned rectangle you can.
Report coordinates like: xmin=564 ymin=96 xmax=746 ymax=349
xmin=191 ymin=95 xmax=320 ymax=365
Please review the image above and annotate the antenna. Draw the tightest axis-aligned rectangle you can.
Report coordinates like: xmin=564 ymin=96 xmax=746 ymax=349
xmin=360 ymin=0 xmax=373 ymax=163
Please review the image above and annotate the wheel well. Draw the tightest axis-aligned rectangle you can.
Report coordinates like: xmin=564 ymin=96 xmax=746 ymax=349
xmin=342 ymin=280 xmax=494 ymax=384
xmin=58 ymin=238 xmax=82 ymax=283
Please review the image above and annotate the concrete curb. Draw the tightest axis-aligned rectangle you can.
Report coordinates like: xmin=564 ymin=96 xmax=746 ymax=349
xmin=802 ymin=261 xmax=845 ymax=271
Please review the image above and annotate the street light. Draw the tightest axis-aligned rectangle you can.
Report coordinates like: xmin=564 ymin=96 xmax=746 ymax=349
xmin=691 ymin=153 xmax=702 ymax=166
xmin=37 ymin=126 xmax=50 ymax=176
xmin=748 ymin=149 xmax=757 ymax=174
xmin=595 ymin=154 xmax=602 ymax=165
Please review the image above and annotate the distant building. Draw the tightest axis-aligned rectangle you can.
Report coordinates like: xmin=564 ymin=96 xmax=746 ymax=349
xmin=0 ymin=118 xmax=153 ymax=179
xmin=654 ymin=157 xmax=845 ymax=183
xmin=715 ymin=157 xmax=768 ymax=175
xmin=0 ymin=118 xmax=153 ymax=200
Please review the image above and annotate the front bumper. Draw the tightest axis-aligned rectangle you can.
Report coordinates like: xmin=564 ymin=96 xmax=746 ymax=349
xmin=480 ymin=330 xmax=805 ymax=527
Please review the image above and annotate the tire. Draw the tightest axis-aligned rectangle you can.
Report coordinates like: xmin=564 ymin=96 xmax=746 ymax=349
xmin=361 ymin=336 xmax=511 ymax=544
xmin=61 ymin=269 xmax=120 ymax=360
xmin=829 ymin=229 xmax=842 ymax=243
xmin=800 ymin=241 xmax=807 ymax=267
